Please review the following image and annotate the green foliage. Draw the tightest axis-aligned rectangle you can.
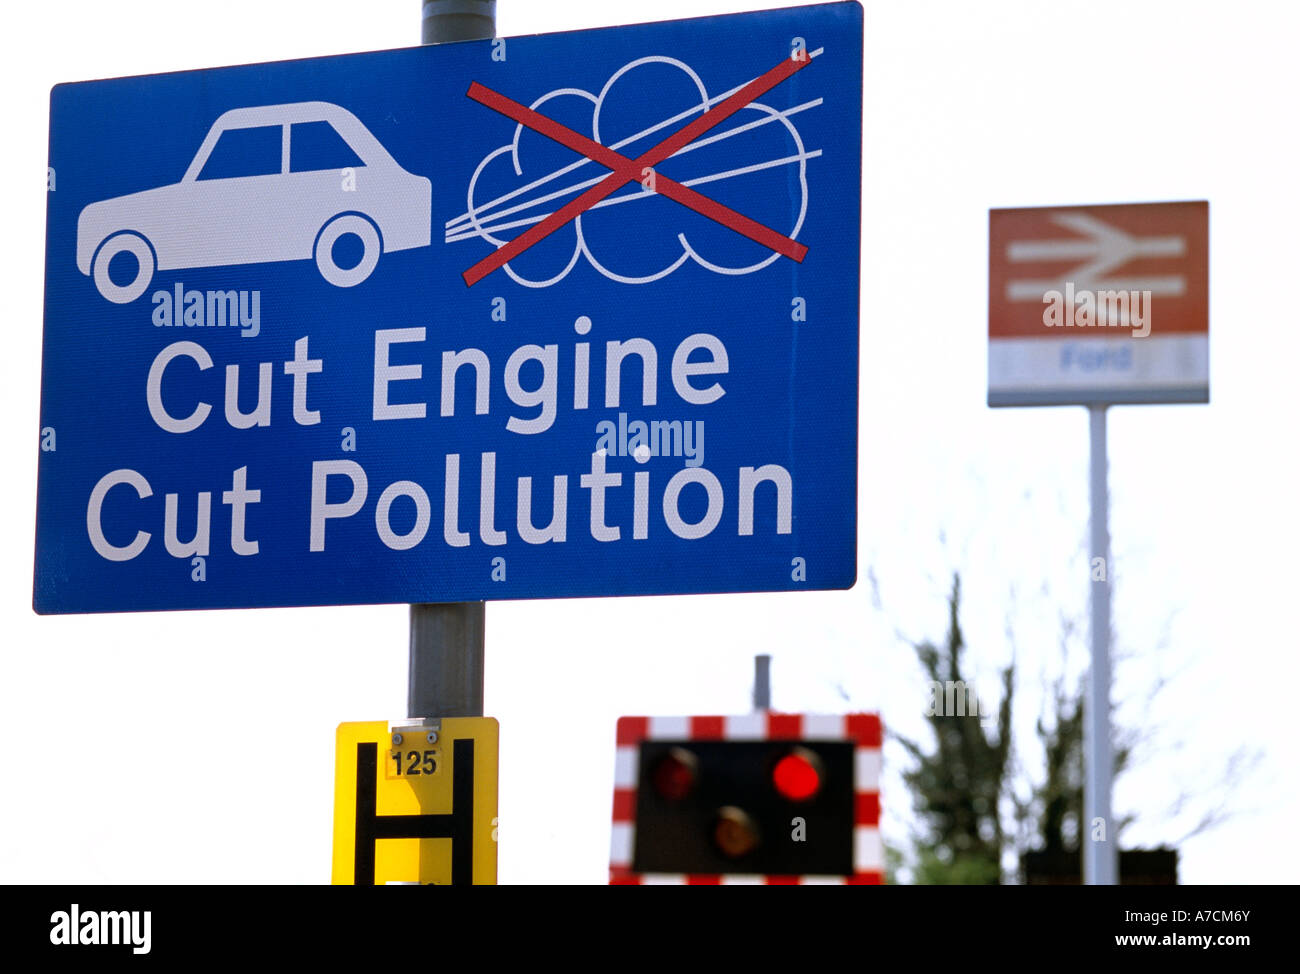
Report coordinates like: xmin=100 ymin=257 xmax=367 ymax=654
xmin=894 ymin=569 xmax=1244 ymax=883
xmin=1028 ymin=668 xmax=1134 ymax=856
xmin=894 ymin=575 xmax=1013 ymax=884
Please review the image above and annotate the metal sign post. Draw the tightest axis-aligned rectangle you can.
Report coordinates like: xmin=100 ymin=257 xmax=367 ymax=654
xmin=408 ymin=0 xmax=497 ymax=723
xmin=1085 ymin=404 xmax=1115 ymax=885
xmin=752 ymin=653 xmax=771 ymax=711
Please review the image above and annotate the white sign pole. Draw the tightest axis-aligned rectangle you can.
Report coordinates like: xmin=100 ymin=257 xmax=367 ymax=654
xmin=1084 ymin=404 xmax=1117 ymax=885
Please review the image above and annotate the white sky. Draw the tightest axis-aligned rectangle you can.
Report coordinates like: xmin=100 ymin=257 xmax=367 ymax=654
xmin=2 ymin=0 xmax=1296 ymax=884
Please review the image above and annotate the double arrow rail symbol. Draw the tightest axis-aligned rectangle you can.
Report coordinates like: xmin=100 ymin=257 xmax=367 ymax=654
xmin=1004 ymin=212 xmax=1187 ymax=301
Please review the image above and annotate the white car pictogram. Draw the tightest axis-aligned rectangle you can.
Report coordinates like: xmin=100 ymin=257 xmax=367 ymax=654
xmin=77 ymin=101 xmax=432 ymax=303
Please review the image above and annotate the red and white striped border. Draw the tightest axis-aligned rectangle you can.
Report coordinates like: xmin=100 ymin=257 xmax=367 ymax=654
xmin=610 ymin=713 xmax=883 ymax=885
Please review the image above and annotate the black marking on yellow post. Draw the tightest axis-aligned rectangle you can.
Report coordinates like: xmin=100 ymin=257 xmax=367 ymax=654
xmin=352 ymin=739 xmax=475 ymax=885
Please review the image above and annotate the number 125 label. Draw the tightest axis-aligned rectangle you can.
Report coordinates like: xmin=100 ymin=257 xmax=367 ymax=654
xmin=391 ymin=749 xmax=438 ymax=776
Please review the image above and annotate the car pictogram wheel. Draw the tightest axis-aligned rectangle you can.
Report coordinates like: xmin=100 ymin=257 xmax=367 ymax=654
xmin=315 ymin=214 xmax=381 ymax=288
xmin=92 ymin=232 xmax=155 ymax=304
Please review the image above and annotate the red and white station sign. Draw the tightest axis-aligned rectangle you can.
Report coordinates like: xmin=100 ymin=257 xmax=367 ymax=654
xmin=988 ymin=201 xmax=1209 ymax=406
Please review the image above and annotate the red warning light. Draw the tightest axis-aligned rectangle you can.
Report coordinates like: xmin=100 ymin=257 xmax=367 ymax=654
xmin=772 ymin=748 xmax=822 ymax=802
xmin=652 ymin=747 xmax=699 ymax=801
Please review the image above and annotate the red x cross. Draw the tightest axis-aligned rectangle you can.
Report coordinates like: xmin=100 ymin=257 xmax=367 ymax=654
xmin=461 ymin=51 xmax=813 ymax=286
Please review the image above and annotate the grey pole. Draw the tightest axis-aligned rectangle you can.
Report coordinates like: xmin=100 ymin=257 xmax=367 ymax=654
xmin=422 ymin=0 xmax=496 ymax=45
xmin=752 ymin=654 xmax=771 ymax=711
xmin=1084 ymin=404 xmax=1117 ymax=885
xmin=409 ymin=0 xmax=497 ymax=720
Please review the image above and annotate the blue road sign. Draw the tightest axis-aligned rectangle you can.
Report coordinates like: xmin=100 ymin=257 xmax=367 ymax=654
xmin=35 ymin=2 xmax=863 ymax=613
